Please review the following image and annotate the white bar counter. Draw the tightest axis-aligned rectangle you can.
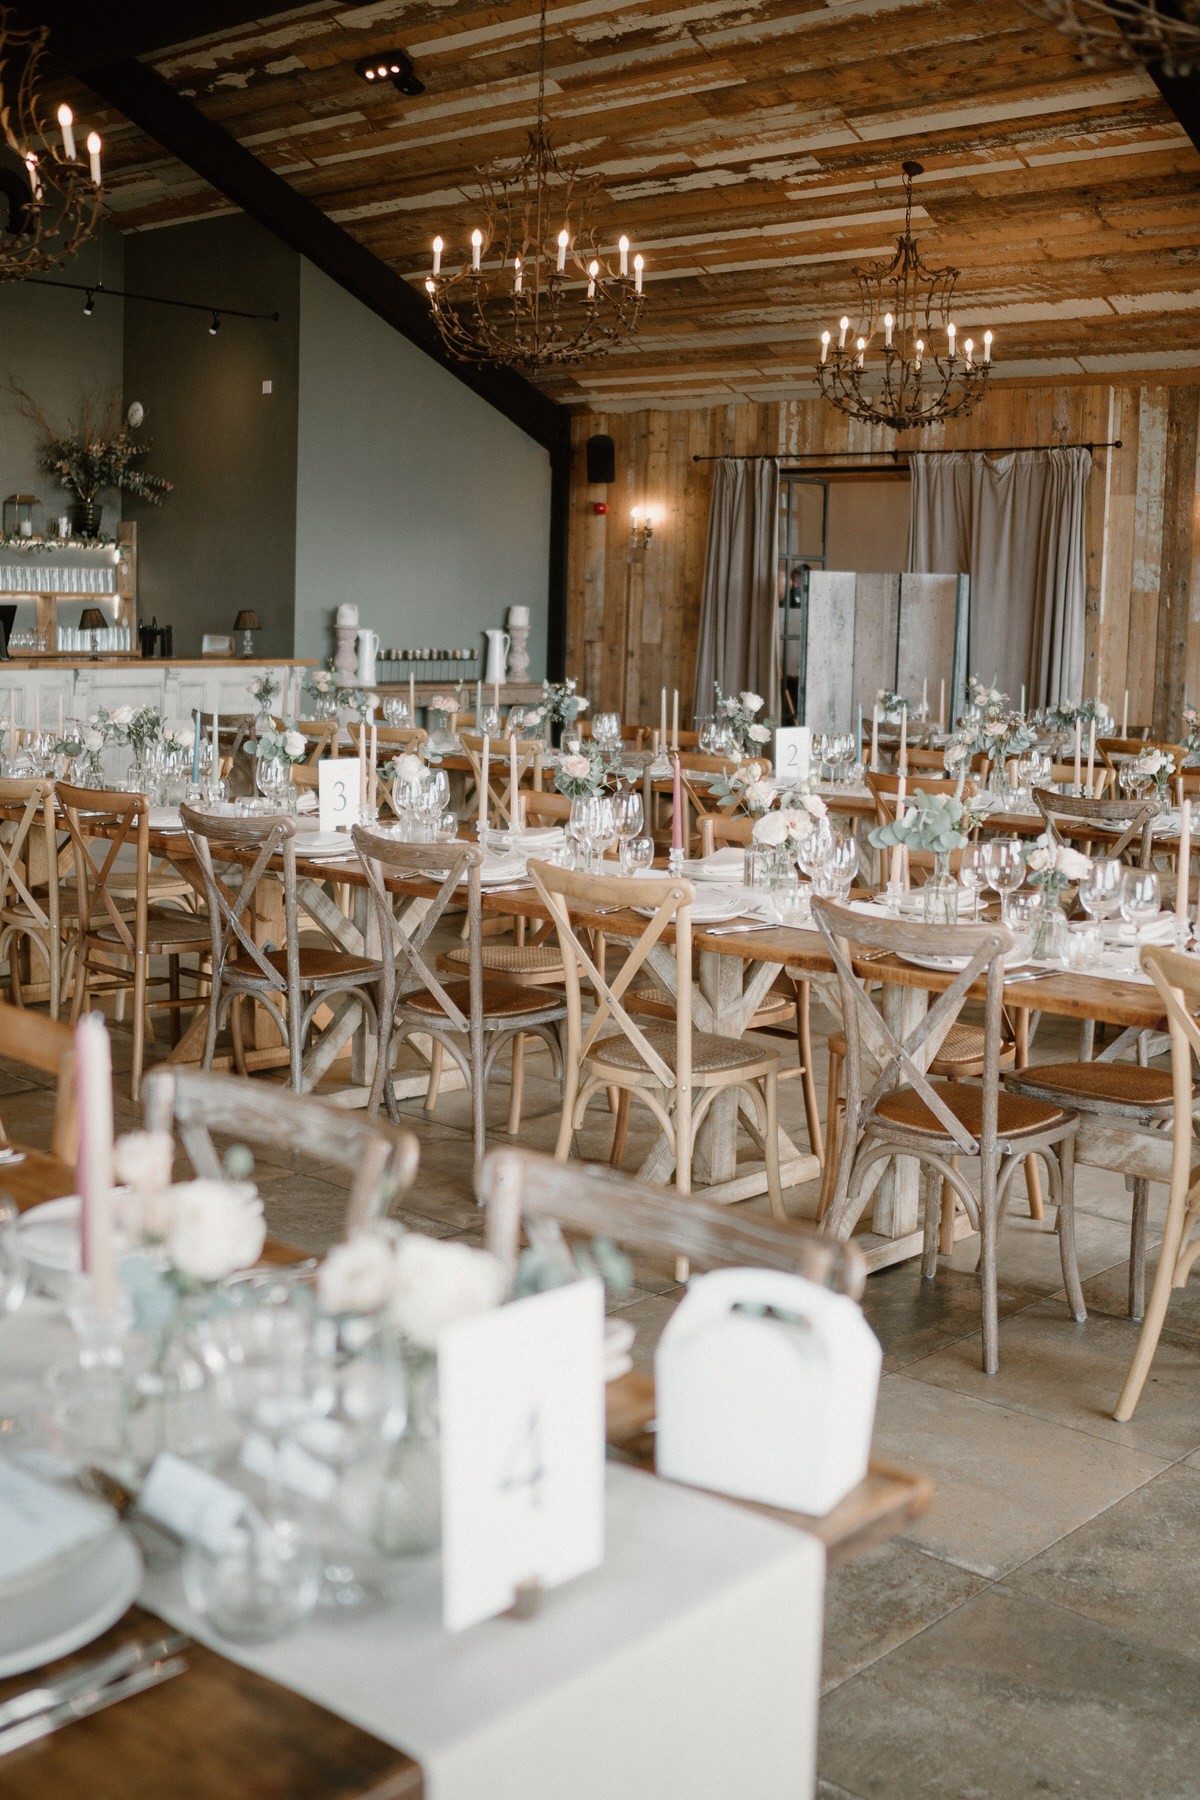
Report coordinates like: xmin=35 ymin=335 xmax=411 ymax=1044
xmin=0 ymin=658 xmax=315 ymax=732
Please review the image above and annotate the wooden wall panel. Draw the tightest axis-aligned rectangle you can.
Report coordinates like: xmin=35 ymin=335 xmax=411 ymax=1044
xmin=567 ymin=379 xmax=1200 ymax=737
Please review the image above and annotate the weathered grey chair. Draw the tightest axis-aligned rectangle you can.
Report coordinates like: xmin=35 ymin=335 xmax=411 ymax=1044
xmin=0 ymin=776 xmax=63 ymax=1017
xmin=1032 ymin=787 xmax=1158 ymax=867
xmin=352 ymin=829 xmax=566 ymax=1163
xmin=1114 ymin=945 xmax=1200 ymax=1419
xmin=811 ymin=895 xmax=1085 ymax=1374
xmin=180 ymin=806 xmax=382 ymax=1093
xmin=144 ymin=1065 xmax=419 ymax=1239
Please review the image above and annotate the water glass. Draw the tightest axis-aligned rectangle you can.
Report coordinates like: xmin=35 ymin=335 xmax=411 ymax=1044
xmin=183 ymin=1508 xmax=320 ymax=1644
xmin=982 ymin=839 xmax=1025 ymax=925
xmin=1065 ymin=922 xmax=1104 ymax=970
xmin=958 ymin=843 xmax=989 ymax=920
xmin=593 ymin=712 xmax=622 ymax=753
xmin=1120 ymin=868 xmax=1161 ymax=956
xmin=797 ymin=817 xmax=834 ymax=887
xmin=382 ymin=697 xmax=411 ymax=728
xmin=1079 ymin=857 xmax=1124 ymax=932
xmin=620 ymin=835 xmax=654 ymax=876
xmin=815 ymin=832 xmax=858 ymax=900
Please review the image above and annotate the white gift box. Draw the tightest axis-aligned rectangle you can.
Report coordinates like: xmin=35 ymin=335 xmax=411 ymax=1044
xmin=655 ymin=1267 xmax=882 ymax=1517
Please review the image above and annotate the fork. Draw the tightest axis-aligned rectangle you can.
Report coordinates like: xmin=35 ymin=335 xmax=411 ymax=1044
xmin=0 ymin=1632 xmax=189 ymax=1732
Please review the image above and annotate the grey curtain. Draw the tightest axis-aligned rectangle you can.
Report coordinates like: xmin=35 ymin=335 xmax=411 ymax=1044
xmin=693 ymin=457 xmax=780 ymax=715
xmin=908 ymin=447 xmax=1092 ymax=708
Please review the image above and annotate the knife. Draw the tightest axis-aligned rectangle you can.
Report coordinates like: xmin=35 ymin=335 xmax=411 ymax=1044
xmin=0 ymin=1632 xmax=190 ymax=1731
xmin=0 ymin=1655 xmax=188 ymax=1756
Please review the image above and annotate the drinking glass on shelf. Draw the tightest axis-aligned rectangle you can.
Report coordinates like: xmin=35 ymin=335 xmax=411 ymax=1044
xmin=981 ymin=838 xmax=1025 ymax=926
xmin=958 ymin=842 xmax=990 ymax=919
xmin=613 ymin=790 xmax=644 ymax=870
xmin=1120 ymin=868 xmax=1161 ymax=961
xmin=1078 ymin=857 xmax=1124 ymax=934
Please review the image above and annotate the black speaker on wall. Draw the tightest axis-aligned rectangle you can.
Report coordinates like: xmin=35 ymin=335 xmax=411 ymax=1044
xmin=586 ymin=433 xmax=616 ymax=485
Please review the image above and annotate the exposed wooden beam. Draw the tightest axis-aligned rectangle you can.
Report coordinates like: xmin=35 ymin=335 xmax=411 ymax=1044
xmin=80 ymin=56 xmax=565 ymax=457
xmin=12 ymin=2 xmax=312 ymax=82
xmin=1144 ymin=62 xmax=1200 ymax=160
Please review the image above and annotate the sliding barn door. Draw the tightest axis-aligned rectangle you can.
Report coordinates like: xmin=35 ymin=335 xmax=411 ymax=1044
xmin=800 ymin=571 xmax=968 ymax=730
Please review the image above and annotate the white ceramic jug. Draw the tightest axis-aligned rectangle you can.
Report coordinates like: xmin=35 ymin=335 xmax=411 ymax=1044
xmin=655 ymin=1266 xmax=882 ymax=1516
xmin=483 ymin=628 xmax=511 ymax=687
xmin=356 ymin=627 xmax=379 ymax=687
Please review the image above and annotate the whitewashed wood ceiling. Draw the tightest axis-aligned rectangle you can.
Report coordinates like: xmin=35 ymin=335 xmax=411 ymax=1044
xmin=78 ymin=0 xmax=1200 ymax=410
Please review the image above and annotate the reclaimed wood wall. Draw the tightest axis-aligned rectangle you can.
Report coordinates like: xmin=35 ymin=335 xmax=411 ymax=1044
xmin=565 ymin=381 xmax=1200 ymax=737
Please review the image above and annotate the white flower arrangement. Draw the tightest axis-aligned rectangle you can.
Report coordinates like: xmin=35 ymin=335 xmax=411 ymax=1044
xmin=714 ymin=683 xmax=775 ymax=753
xmin=1025 ymin=833 xmax=1091 ymax=907
xmin=245 ymin=716 xmax=308 ymax=764
xmin=167 ymin=1180 xmax=266 ymax=1284
xmin=318 ymin=1229 xmax=505 ymax=1350
xmin=554 ymin=747 xmax=606 ymax=799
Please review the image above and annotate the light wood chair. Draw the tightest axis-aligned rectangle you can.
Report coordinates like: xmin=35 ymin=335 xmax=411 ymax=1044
xmin=529 ymin=860 xmax=785 ymax=1219
xmin=196 ymin=712 xmax=257 ymax=796
xmin=60 ymin=783 xmax=212 ymax=1100
xmin=479 ymin=1145 xmax=866 ymax=1296
xmin=0 ymin=777 xmax=64 ymax=1017
xmin=1033 ymin=787 xmax=1158 ymax=867
xmin=812 ymin=896 xmax=1084 ymax=1373
xmin=144 ymin=1065 xmax=419 ymax=1240
xmin=0 ymin=999 xmax=77 ymax=1164
xmin=579 ymin=721 xmax=647 ymax=749
xmin=290 ymin=719 xmax=339 ymax=761
xmin=460 ymin=731 xmax=545 ymax=827
xmin=180 ymin=806 xmax=383 ymax=1094
xmin=866 ymin=770 xmax=981 ymax=883
xmin=1113 ymin=945 xmax=1200 ymax=1419
xmin=353 ymin=829 xmax=566 ymax=1160
xmin=1098 ymin=736 xmax=1183 ymax=771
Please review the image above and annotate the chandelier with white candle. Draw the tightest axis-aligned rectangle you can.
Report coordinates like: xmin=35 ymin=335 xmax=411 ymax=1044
xmin=815 ymin=162 xmax=992 ymax=433
xmin=424 ymin=0 xmax=645 ymax=372
xmin=0 ymin=11 xmax=104 ymax=282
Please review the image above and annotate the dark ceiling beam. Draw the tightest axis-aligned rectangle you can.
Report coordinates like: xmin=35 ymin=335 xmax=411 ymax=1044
xmin=1143 ymin=62 xmax=1200 ymax=158
xmin=10 ymin=2 xmax=318 ymax=81
xmin=79 ymin=55 xmax=565 ymax=455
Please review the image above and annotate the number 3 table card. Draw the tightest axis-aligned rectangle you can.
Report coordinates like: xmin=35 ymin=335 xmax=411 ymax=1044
xmin=438 ymin=1278 xmax=605 ymax=1633
xmin=318 ymin=757 xmax=362 ymax=833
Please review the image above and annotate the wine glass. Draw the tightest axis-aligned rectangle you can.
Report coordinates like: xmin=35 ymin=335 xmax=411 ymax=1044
xmin=958 ymin=842 xmax=990 ymax=920
xmin=1120 ymin=868 xmax=1161 ymax=963
xmin=819 ymin=832 xmax=858 ymax=899
xmin=382 ymin=697 xmax=410 ymax=728
xmin=593 ymin=712 xmax=622 ymax=754
xmin=256 ymin=757 xmax=289 ymax=813
xmin=1078 ymin=857 xmax=1123 ymax=935
xmin=811 ymin=734 xmax=827 ymax=781
xmin=613 ymin=790 xmax=644 ymax=870
xmin=587 ymin=796 xmax=617 ymax=869
xmin=479 ymin=706 xmax=502 ymax=738
xmin=797 ymin=817 xmax=833 ymax=891
xmin=981 ymin=838 xmax=1025 ymax=926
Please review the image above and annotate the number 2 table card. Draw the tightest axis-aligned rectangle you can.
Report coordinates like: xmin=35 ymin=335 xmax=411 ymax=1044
xmin=438 ymin=1278 xmax=605 ymax=1633
xmin=318 ymin=757 xmax=361 ymax=833
xmin=774 ymin=727 xmax=811 ymax=784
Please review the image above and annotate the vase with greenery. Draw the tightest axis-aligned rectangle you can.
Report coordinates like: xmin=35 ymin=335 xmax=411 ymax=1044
xmin=10 ymin=383 xmax=172 ymax=539
xmin=869 ymin=790 xmax=983 ymax=924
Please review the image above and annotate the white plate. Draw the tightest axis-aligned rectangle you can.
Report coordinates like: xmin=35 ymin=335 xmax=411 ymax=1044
xmin=16 ymin=1196 xmax=82 ymax=1295
xmin=636 ymin=893 xmax=744 ymax=924
xmin=899 ymin=950 xmax=1034 ymax=975
xmin=291 ymin=829 xmax=360 ymax=858
xmin=0 ymin=1527 xmax=142 ymax=1678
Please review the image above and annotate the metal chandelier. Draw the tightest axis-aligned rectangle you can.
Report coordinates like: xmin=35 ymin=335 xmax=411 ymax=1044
xmin=0 ymin=9 xmax=104 ymax=282
xmin=424 ymin=0 xmax=645 ymax=372
xmin=1023 ymin=0 xmax=1200 ymax=74
xmin=815 ymin=162 xmax=992 ymax=434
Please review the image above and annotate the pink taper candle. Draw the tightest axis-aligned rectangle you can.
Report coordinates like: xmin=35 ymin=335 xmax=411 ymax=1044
xmin=671 ymin=754 xmax=684 ymax=852
xmin=890 ymin=775 xmax=906 ymax=892
xmin=75 ymin=1013 xmax=116 ymax=1310
xmin=1177 ymin=799 xmax=1192 ymax=934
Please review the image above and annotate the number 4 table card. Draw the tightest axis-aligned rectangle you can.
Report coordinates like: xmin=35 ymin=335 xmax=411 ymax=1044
xmin=438 ymin=1278 xmax=605 ymax=1633
xmin=318 ymin=757 xmax=362 ymax=833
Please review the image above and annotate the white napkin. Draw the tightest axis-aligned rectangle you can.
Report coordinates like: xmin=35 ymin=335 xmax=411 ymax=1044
xmin=694 ymin=847 xmax=746 ymax=879
xmin=293 ymin=828 xmax=359 ymax=858
xmin=296 ymin=789 xmax=317 ymax=813
xmin=0 ymin=1461 xmax=114 ymax=1595
xmin=1112 ymin=914 xmax=1176 ymax=946
xmin=478 ymin=852 xmax=530 ymax=885
xmin=148 ymin=807 xmax=183 ymax=831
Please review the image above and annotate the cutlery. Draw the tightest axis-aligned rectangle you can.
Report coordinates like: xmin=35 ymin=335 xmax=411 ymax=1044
xmin=1003 ymin=967 xmax=1061 ymax=983
xmin=0 ymin=1655 xmax=189 ymax=1756
xmin=0 ymin=1632 xmax=190 ymax=1731
xmin=706 ymin=921 xmax=777 ymax=934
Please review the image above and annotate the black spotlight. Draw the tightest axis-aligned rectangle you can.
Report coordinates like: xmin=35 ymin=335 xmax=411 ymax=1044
xmin=354 ymin=51 xmax=424 ymax=95
xmin=82 ymin=288 xmax=94 ymax=315
xmin=208 ymin=311 xmax=220 ymax=335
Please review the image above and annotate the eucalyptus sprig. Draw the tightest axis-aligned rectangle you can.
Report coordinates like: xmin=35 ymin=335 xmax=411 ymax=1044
xmin=868 ymin=789 xmax=983 ymax=856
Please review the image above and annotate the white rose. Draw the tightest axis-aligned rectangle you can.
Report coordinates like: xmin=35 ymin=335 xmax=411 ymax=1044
xmin=1026 ymin=844 xmax=1054 ymax=873
xmin=168 ymin=726 xmax=192 ymax=748
xmin=983 ymin=719 xmax=1007 ymax=739
xmin=752 ymin=812 xmax=788 ymax=846
xmin=318 ymin=1234 xmax=396 ymax=1315
xmin=777 ymin=806 xmax=815 ymax=841
xmin=1056 ymin=846 xmax=1092 ymax=881
xmin=167 ymin=1180 xmax=265 ymax=1283
xmin=560 ymin=754 xmax=591 ymax=779
xmin=284 ymin=730 xmax=306 ymax=759
xmin=748 ymin=723 xmax=771 ymax=743
xmin=802 ymin=793 xmax=828 ymax=818
xmin=109 ymin=704 xmax=134 ymax=727
xmin=81 ymin=727 xmax=104 ymax=752
xmin=388 ymin=1233 xmax=506 ymax=1349
xmin=114 ymin=1129 xmax=174 ymax=1194
xmin=744 ymin=780 xmax=776 ymax=812
xmin=392 ymin=753 xmax=424 ymax=783
xmin=740 ymin=692 xmax=764 ymax=714
xmin=1138 ymin=751 xmax=1164 ymax=774
xmin=575 ymin=697 xmax=589 ymax=712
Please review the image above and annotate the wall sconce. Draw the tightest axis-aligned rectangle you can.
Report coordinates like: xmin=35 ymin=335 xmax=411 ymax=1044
xmin=629 ymin=507 xmax=656 ymax=551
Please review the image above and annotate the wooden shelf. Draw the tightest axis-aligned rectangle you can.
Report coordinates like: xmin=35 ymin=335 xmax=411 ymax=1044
xmin=0 ymin=522 xmax=136 ymax=652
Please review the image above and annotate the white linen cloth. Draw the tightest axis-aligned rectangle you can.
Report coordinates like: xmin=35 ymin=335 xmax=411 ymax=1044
xmin=0 ymin=1300 xmax=822 ymax=1800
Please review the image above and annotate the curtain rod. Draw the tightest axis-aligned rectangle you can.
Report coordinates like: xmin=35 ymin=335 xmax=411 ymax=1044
xmin=692 ymin=440 xmax=1122 ymax=463
xmin=22 ymin=276 xmax=280 ymax=323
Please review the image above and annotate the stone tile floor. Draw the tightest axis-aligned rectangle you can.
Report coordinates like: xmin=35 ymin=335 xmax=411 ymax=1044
xmin=7 ymin=987 xmax=1200 ymax=1799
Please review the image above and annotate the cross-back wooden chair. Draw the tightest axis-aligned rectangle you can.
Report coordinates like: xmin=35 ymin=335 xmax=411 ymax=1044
xmin=529 ymin=860 xmax=785 ymax=1218
xmin=1113 ymin=945 xmax=1200 ymax=1419
xmin=578 ymin=721 xmax=647 ymax=749
xmin=1098 ymin=736 xmax=1183 ymax=774
xmin=196 ymin=712 xmax=257 ymax=796
xmin=290 ymin=719 xmax=339 ymax=761
xmin=866 ymin=770 xmax=980 ymax=881
xmin=459 ymin=731 xmax=544 ymax=827
xmin=1032 ymin=787 xmax=1157 ymax=867
xmin=0 ymin=776 xmax=63 ymax=1017
xmin=144 ymin=1065 xmax=419 ymax=1240
xmin=811 ymin=896 xmax=1085 ymax=1373
xmin=60 ymin=783 xmax=211 ymax=1100
xmin=352 ymin=829 xmax=565 ymax=1161
xmin=0 ymin=998 xmax=77 ymax=1165
xmin=180 ymin=806 xmax=382 ymax=1093
xmin=479 ymin=1144 xmax=865 ymax=1294
xmin=434 ymin=787 xmax=569 ymax=1008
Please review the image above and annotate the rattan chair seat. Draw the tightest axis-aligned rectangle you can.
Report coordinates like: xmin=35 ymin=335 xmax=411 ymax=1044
xmin=1006 ymin=1061 xmax=1175 ymax=1116
xmin=440 ymin=943 xmax=564 ymax=975
xmin=405 ymin=977 xmax=564 ymax=1023
xmin=589 ymin=1024 xmax=779 ymax=1080
xmin=95 ymin=913 xmax=211 ymax=951
xmin=828 ymin=1021 xmax=1014 ymax=1074
xmin=875 ymin=1082 xmax=1067 ymax=1141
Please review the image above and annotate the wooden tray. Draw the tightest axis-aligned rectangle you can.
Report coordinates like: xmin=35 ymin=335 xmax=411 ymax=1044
xmin=0 ymin=1605 xmax=423 ymax=1799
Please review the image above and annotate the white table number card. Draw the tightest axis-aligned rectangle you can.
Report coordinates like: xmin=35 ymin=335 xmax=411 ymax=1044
xmin=318 ymin=757 xmax=361 ymax=834
xmin=774 ymin=727 xmax=811 ymax=784
xmin=438 ymin=1278 xmax=605 ymax=1633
